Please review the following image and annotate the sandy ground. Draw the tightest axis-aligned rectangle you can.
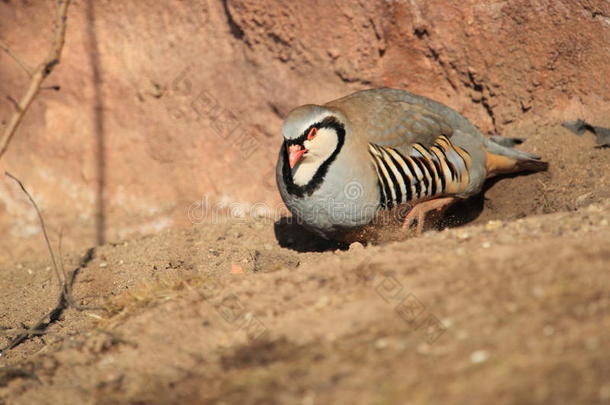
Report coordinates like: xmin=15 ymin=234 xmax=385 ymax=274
xmin=1 ymin=124 xmax=609 ymax=404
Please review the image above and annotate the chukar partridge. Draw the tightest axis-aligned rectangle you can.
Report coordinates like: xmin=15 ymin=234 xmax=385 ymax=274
xmin=276 ymin=88 xmax=547 ymax=242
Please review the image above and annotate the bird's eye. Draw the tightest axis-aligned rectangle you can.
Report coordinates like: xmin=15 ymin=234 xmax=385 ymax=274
xmin=307 ymin=127 xmax=317 ymax=140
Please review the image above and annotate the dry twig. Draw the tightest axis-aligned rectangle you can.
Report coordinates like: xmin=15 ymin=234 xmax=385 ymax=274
xmin=5 ymin=172 xmax=65 ymax=289
xmin=0 ymin=0 xmax=71 ymax=160
xmin=0 ymin=39 xmax=32 ymax=76
xmin=0 ymin=172 xmax=97 ymax=355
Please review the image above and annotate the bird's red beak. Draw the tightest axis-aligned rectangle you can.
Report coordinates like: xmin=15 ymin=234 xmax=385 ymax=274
xmin=288 ymin=144 xmax=308 ymax=168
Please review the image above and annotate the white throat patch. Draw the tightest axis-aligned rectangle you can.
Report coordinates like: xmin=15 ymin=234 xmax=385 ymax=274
xmin=291 ymin=127 xmax=338 ymax=186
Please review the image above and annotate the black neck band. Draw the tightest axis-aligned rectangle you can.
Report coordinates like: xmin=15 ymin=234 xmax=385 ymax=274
xmin=282 ymin=116 xmax=346 ymax=198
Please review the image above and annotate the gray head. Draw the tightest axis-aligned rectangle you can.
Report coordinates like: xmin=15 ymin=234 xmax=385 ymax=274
xmin=280 ymin=105 xmax=347 ymax=195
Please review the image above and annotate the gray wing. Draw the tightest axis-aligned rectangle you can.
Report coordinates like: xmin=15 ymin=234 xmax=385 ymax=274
xmin=325 ymin=88 xmax=485 ymax=155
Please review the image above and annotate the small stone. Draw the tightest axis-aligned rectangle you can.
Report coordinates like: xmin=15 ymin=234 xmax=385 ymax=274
xmin=349 ymin=242 xmax=365 ymax=251
xmin=99 ymin=262 xmax=108 ymax=268
xmin=457 ymin=231 xmax=470 ymax=240
xmin=485 ymin=220 xmax=503 ymax=230
xmin=118 ymin=260 xmax=124 ymax=265
xmin=532 ymin=287 xmax=545 ymax=298
xmin=599 ymin=384 xmax=610 ymax=401
xmin=230 ymin=264 xmax=244 ymax=274
xmin=543 ymin=325 xmax=555 ymax=337
xmin=374 ymin=338 xmax=389 ymax=350
xmin=456 ymin=330 xmax=469 ymax=340
xmin=470 ymin=350 xmax=489 ymax=364
xmin=600 ymin=219 xmax=608 ymax=227
xmin=264 ymin=243 xmax=273 ymax=251
xmin=586 ymin=204 xmax=602 ymax=213
xmin=314 ymin=295 xmax=329 ymax=309
xmin=481 ymin=241 xmax=492 ymax=249
xmin=575 ymin=192 xmax=592 ymax=206
xmin=416 ymin=342 xmax=431 ymax=355
xmin=302 ymin=392 xmax=316 ymax=405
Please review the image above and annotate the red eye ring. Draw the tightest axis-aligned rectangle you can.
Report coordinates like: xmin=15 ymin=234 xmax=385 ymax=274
xmin=307 ymin=127 xmax=317 ymax=140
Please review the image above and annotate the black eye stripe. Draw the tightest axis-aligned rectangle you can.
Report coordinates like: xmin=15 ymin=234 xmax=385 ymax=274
xmin=286 ymin=116 xmax=342 ymax=146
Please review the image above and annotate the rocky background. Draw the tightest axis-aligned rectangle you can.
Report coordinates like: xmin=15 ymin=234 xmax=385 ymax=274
xmin=1 ymin=0 xmax=609 ymax=261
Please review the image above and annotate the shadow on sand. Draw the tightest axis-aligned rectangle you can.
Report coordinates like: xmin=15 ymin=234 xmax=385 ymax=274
xmin=274 ymin=171 xmax=541 ymax=252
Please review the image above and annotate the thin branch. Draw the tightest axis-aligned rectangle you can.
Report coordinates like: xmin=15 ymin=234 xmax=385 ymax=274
xmin=0 ymin=39 xmax=32 ymax=76
xmin=0 ymin=0 xmax=71 ymax=160
xmin=6 ymin=95 xmax=21 ymax=112
xmin=57 ymin=228 xmax=68 ymax=284
xmin=5 ymin=172 xmax=63 ymax=290
xmin=0 ymin=367 xmax=40 ymax=384
xmin=0 ymin=328 xmax=54 ymax=337
xmin=41 ymin=85 xmax=61 ymax=91
xmin=0 ymin=173 xmax=102 ymax=354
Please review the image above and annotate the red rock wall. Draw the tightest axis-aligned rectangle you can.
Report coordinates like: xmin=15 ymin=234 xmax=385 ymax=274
xmin=0 ymin=0 xmax=608 ymax=261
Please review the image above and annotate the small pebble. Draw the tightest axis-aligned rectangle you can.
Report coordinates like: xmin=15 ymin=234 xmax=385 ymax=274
xmin=532 ymin=287 xmax=545 ymax=298
xmin=314 ymin=295 xmax=329 ymax=309
xmin=230 ymin=264 xmax=244 ymax=274
xmin=599 ymin=384 xmax=610 ymax=401
xmin=416 ymin=342 xmax=431 ymax=355
xmin=470 ymin=350 xmax=489 ymax=364
xmin=302 ymin=392 xmax=316 ymax=405
xmin=456 ymin=330 xmax=469 ymax=340
xmin=543 ymin=325 xmax=555 ymax=337
xmin=485 ymin=220 xmax=503 ymax=230
xmin=481 ymin=241 xmax=491 ymax=249
xmin=349 ymin=242 xmax=365 ymax=251
xmin=118 ymin=260 xmax=124 ymax=265
xmin=99 ymin=262 xmax=108 ymax=268
xmin=575 ymin=192 xmax=592 ymax=205
xmin=374 ymin=338 xmax=389 ymax=350
xmin=457 ymin=231 xmax=471 ymax=240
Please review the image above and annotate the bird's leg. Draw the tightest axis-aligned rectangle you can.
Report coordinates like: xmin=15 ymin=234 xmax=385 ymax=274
xmin=402 ymin=197 xmax=457 ymax=234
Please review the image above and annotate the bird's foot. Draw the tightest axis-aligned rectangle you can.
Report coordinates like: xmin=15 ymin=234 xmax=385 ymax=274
xmin=402 ymin=197 xmax=457 ymax=235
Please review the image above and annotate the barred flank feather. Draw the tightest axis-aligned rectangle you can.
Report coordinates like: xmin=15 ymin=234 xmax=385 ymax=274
xmin=369 ymin=136 xmax=472 ymax=209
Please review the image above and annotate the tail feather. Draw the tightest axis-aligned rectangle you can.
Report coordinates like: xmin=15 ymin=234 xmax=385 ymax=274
xmin=515 ymin=158 xmax=549 ymax=172
xmin=484 ymin=136 xmax=548 ymax=177
xmin=486 ymin=136 xmax=542 ymax=161
xmin=490 ymin=135 xmax=525 ymax=147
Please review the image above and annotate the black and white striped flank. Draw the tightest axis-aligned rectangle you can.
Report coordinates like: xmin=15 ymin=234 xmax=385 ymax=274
xmin=368 ymin=136 xmax=472 ymax=209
